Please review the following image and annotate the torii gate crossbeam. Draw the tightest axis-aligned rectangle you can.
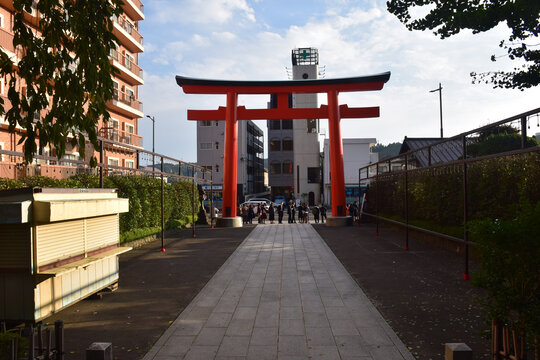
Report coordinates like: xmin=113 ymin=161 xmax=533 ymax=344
xmin=176 ymin=72 xmax=391 ymax=226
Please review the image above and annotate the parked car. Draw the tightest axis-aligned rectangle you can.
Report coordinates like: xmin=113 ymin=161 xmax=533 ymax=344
xmin=240 ymin=198 xmax=272 ymax=212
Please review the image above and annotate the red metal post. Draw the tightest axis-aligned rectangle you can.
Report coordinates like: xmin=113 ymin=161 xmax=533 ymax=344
xmin=222 ymin=92 xmax=239 ymax=218
xmin=327 ymin=90 xmax=346 ymax=217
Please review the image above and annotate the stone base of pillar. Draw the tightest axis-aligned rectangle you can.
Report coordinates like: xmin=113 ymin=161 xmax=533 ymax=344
xmin=326 ymin=216 xmax=353 ymax=227
xmin=216 ymin=216 xmax=243 ymax=228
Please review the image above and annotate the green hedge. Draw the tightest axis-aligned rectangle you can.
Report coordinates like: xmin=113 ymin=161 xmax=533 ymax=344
xmin=365 ymin=152 xmax=540 ymax=232
xmin=0 ymin=174 xmax=200 ymax=241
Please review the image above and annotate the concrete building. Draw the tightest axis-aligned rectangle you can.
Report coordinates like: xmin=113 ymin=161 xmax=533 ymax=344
xmin=323 ymin=138 xmax=378 ymax=206
xmin=268 ymin=47 xmax=322 ymax=205
xmin=197 ymin=119 xmax=264 ymax=206
xmin=0 ymin=0 xmax=144 ymax=178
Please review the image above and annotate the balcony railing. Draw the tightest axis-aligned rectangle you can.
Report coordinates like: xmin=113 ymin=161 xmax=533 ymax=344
xmin=110 ymin=49 xmax=143 ymax=78
xmin=112 ymin=88 xmax=143 ymax=112
xmin=99 ymin=127 xmax=143 ymax=147
xmin=128 ymin=0 xmax=144 ymax=14
xmin=114 ymin=14 xmax=143 ymax=46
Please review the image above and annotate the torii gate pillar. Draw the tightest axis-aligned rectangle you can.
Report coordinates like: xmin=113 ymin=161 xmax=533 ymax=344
xmin=327 ymin=90 xmax=348 ymax=222
xmin=221 ymin=92 xmax=239 ymax=223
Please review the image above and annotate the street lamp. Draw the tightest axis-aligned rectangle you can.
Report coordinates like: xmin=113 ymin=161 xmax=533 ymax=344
xmin=429 ymin=83 xmax=443 ymax=138
xmin=146 ymin=115 xmax=155 ymax=175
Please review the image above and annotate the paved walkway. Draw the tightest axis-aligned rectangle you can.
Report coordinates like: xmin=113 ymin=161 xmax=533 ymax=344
xmin=143 ymin=224 xmax=414 ymax=360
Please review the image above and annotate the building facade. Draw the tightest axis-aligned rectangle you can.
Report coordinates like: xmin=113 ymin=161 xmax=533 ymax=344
xmin=323 ymin=138 xmax=378 ymax=206
xmin=268 ymin=47 xmax=322 ymax=205
xmin=0 ymin=0 xmax=144 ymax=178
xmin=197 ymin=119 xmax=264 ymax=205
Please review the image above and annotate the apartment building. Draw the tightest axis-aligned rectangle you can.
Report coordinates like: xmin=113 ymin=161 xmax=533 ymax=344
xmin=197 ymin=119 xmax=265 ymax=206
xmin=267 ymin=47 xmax=322 ymax=205
xmin=0 ymin=0 xmax=144 ymax=178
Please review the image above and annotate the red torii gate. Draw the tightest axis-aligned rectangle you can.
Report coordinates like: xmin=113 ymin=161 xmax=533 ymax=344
xmin=176 ymin=72 xmax=391 ymax=225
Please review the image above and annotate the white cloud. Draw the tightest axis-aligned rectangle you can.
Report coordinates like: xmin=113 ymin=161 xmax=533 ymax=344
xmin=150 ymin=0 xmax=255 ymax=25
xmin=139 ymin=0 xmax=540 ymax=162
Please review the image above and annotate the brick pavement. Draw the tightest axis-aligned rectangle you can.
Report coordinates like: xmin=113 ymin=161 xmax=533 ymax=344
xmin=143 ymin=223 xmax=415 ymax=360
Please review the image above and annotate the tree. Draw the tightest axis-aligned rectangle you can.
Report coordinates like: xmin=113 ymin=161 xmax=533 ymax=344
xmin=371 ymin=142 xmax=402 ymax=160
xmin=0 ymin=0 xmax=123 ymax=164
xmin=386 ymin=0 xmax=540 ymax=90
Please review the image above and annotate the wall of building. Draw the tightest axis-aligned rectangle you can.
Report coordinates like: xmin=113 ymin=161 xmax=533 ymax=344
xmin=323 ymin=138 xmax=378 ymax=206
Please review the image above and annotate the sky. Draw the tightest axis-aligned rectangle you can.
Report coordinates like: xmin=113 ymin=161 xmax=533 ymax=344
xmin=137 ymin=0 xmax=540 ymax=163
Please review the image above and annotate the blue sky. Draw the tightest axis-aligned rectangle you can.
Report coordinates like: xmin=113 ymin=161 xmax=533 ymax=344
xmin=138 ymin=0 xmax=540 ymax=162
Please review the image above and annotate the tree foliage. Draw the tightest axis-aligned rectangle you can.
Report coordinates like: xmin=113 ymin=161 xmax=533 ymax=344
xmin=371 ymin=142 xmax=402 ymax=160
xmin=0 ymin=0 xmax=123 ymax=164
xmin=386 ymin=0 xmax=540 ymax=89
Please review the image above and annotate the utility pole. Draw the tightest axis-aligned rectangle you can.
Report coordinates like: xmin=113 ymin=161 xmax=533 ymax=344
xmin=146 ymin=115 xmax=155 ymax=176
xmin=430 ymin=83 xmax=443 ymax=138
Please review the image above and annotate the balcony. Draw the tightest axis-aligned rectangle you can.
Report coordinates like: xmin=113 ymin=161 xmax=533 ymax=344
xmin=121 ymin=0 xmax=145 ymax=21
xmin=108 ymin=88 xmax=144 ymax=118
xmin=112 ymin=14 xmax=144 ymax=53
xmin=110 ymin=50 xmax=143 ymax=85
xmin=0 ymin=28 xmax=23 ymax=64
xmin=99 ymin=127 xmax=143 ymax=148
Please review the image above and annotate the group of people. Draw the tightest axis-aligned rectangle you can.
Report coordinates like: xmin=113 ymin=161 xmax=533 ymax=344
xmin=285 ymin=202 xmax=327 ymax=224
xmin=239 ymin=200 xmax=328 ymax=225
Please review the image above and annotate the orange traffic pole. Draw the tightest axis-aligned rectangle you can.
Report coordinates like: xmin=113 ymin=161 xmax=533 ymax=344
xmin=222 ymin=92 xmax=239 ymax=218
xmin=327 ymin=90 xmax=347 ymax=217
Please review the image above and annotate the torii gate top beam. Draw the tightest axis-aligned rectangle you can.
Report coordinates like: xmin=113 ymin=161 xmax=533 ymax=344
xmin=175 ymin=72 xmax=391 ymax=95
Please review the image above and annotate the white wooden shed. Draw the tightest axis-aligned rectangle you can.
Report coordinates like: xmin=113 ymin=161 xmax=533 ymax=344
xmin=0 ymin=187 xmax=130 ymax=322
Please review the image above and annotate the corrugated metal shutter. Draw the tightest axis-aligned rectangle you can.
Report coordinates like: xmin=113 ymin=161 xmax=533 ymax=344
xmin=0 ymin=224 xmax=31 ymax=268
xmin=36 ymin=220 xmax=85 ymax=266
xmin=86 ymin=215 xmax=119 ymax=252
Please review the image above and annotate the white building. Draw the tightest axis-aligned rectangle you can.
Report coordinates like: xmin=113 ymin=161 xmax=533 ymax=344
xmin=268 ymin=48 xmax=322 ymax=206
xmin=323 ymin=138 xmax=378 ymax=206
xmin=197 ymin=120 xmax=265 ymax=206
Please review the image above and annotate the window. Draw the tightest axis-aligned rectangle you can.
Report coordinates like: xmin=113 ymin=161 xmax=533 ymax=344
xmin=125 ymin=159 xmax=135 ymax=168
xmin=109 ymin=118 xmax=119 ymax=141
xmin=108 ymin=157 xmax=119 ymax=166
xmin=125 ymin=87 xmax=135 ymax=104
xmin=0 ymin=142 xmax=4 ymax=162
xmin=269 ymin=138 xmax=280 ymax=151
xmin=282 ymin=160 xmax=293 ymax=174
xmin=112 ymin=80 xmax=119 ymax=100
xmin=270 ymin=162 xmax=281 ymax=174
xmin=307 ymin=118 xmax=318 ymax=133
xmin=125 ymin=52 xmax=135 ymax=71
xmin=200 ymin=121 xmax=212 ymax=126
xmin=269 ymin=120 xmax=280 ymax=130
xmin=215 ymin=121 xmax=219 ymax=126
xmin=215 ymin=164 xmax=219 ymax=172
xmin=215 ymin=142 xmax=219 ymax=150
xmin=282 ymin=137 xmax=293 ymax=151
xmin=200 ymin=142 xmax=212 ymax=150
xmin=125 ymin=123 xmax=134 ymax=144
xmin=282 ymin=120 xmax=293 ymax=129
xmin=308 ymin=167 xmax=321 ymax=183
xmin=0 ymin=14 xmax=4 ymax=29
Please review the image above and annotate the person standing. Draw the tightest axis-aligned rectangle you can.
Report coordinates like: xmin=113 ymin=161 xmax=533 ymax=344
xmin=287 ymin=201 xmax=292 ymax=223
xmin=320 ymin=205 xmax=327 ymax=223
xmin=278 ymin=202 xmax=284 ymax=224
xmin=291 ymin=203 xmax=296 ymax=223
xmin=269 ymin=203 xmax=275 ymax=224
xmin=313 ymin=205 xmax=320 ymax=223
xmin=248 ymin=205 xmax=254 ymax=224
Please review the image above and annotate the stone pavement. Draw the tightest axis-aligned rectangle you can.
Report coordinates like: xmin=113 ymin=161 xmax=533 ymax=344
xmin=143 ymin=223 xmax=415 ymax=360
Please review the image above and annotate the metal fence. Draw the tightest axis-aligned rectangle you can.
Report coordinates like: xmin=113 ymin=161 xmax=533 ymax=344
xmin=359 ymin=107 xmax=540 ymax=279
xmin=0 ymin=134 xmax=216 ymax=245
xmin=1 ymin=320 xmax=64 ymax=360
